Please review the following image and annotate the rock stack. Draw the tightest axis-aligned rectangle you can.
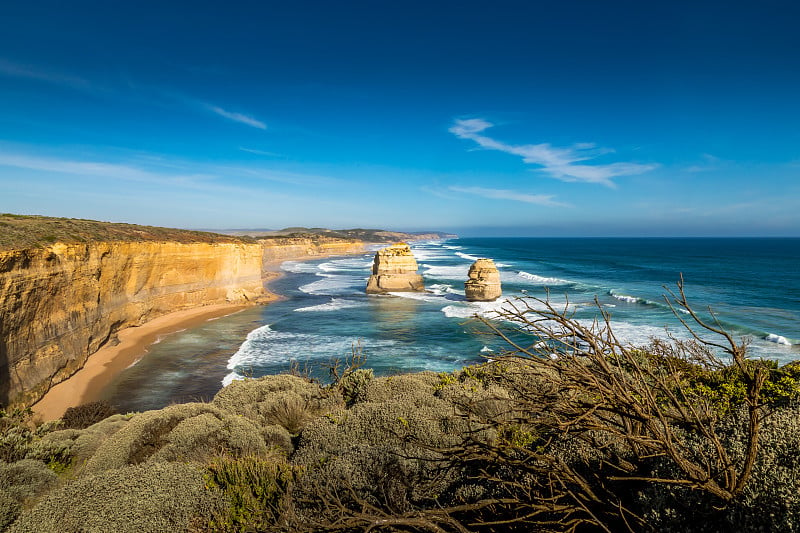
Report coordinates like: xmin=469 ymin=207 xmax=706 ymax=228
xmin=365 ymin=243 xmax=425 ymax=294
xmin=464 ymin=259 xmax=502 ymax=301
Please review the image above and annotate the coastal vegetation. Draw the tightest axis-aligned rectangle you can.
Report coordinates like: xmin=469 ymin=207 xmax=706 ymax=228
xmin=0 ymin=214 xmax=257 ymax=251
xmin=1 ymin=283 xmax=799 ymax=531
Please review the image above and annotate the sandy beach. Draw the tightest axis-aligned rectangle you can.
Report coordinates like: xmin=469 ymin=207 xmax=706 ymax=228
xmin=31 ymin=253 xmax=361 ymax=421
xmin=32 ymin=303 xmax=251 ymax=421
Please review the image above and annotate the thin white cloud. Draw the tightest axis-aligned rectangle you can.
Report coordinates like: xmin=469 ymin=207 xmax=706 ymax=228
xmin=0 ymin=151 xmax=213 ymax=186
xmin=449 ymin=186 xmax=570 ymax=207
xmin=208 ymin=105 xmax=267 ymax=130
xmin=239 ymin=147 xmax=280 ymax=157
xmin=0 ymin=149 xmax=339 ymax=191
xmin=0 ymin=58 xmax=93 ymax=91
xmin=450 ymin=118 xmax=656 ymax=187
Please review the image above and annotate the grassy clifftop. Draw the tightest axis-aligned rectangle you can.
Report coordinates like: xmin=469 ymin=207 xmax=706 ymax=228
xmin=0 ymin=214 xmax=256 ymax=251
xmin=220 ymin=226 xmax=457 ymax=243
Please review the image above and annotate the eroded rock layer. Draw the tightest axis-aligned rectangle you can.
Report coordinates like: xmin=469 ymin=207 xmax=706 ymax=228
xmin=0 ymin=241 xmax=266 ymax=408
xmin=365 ymin=243 xmax=425 ymax=293
xmin=464 ymin=258 xmax=502 ymax=301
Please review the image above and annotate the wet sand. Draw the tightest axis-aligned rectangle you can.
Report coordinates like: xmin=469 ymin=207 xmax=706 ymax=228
xmin=31 ymin=303 xmax=251 ymax=421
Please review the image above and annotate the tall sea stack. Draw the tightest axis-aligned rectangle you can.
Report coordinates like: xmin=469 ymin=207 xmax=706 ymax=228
xmin=464 ymin=258 xmax=502 ymax=301
xmin=365 ymin=243 xmax=425 ymax=294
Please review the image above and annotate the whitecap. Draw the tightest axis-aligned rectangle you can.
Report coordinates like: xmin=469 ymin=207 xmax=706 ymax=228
xmin=441 ymin=298 xmax=524 ymax=319
xmin=222 ymin=371 xmax=245 ymax=387
xmin=318 ymin=257 xmax=373 ymax=272
xmin=388 ymin=291 xmax=448 ymax=303
xmin=299 ymin=275 xmax=364 ymax=295
xmin=225 ymin=324 xmax=400 ymax=385
xmin=480 ymin=345 xmax=493 ymax=353
xmin=280 ymin=261 xmax=320 ymax=274
xmin=455 ymin=251 xmax=480 ymax=261
xmin=766 ymin=333 xmax=793 ymax=345
xmin=514 ymin=271 xmax=570 ymax=285
xmin=295 ymin=298 xmax=366 ymax=312
xmin=412 ymin=248 xmax=452 ymax=261
xmin=422 ymin=264 xmax=470 ymax=280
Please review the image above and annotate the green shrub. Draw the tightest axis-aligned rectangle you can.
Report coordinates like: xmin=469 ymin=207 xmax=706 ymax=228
xmin=0 ymin=459 xmax=58 ymax=501
xmin=262 ymin=424 xmax=294 ymax=455
xmin=0 ymin=490 xmax=21 ymax=531
xmin=213 ymin=375 xmax=342 ymax=434
xmin=60 ymin=401 xmax=117 ymax=430
xmin=9 ymin=462 xmax=225 ymax=533
xmin=292 ymin=396 xmax=469 ymax=521
xmin=634 ymin=406 xmax=800 ymax=532
xmin=0 ymin=409 xmax=69 ymax=468
xmin=204 ymin=453 xmax=297 ymax=531
xmin=337 ymin=367 xmax=374 ymax=406
xmin=364 ymin=372 xmax=439 ymax=404
xmin=81 ymin=403 xmax=267 ymax=474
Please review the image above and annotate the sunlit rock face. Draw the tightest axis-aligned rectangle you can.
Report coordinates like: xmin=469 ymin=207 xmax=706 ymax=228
xmin=464 ymin=259 xmax=502 ymax=302
xmin=365 ymin=243 xmax=425 ymax=294
xmin=0 ymin=241 xmax=266 ymax=408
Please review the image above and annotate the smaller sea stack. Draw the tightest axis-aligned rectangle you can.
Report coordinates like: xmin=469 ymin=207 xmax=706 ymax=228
xmin=365 ymin=243 xmax=425 ymax=294
xmin=464 ymin=259 xmax=502 ymax=301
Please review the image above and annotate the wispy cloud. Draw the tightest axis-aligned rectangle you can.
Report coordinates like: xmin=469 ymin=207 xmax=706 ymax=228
xmin=449 ymin=186 xmax=570 ymax=207
xmin=208 ymin=105 xmax=267 ymax=129
xmin=0 ymin=58 xmax=94 ymax=91
xmin=0 ymin=151 xmax=213 ymax=186
xmin=239 ymin=147 xmax=280 ymax=157
xmin=0 ymin=149 xmax=339 ymax=191
xmin=450 ymin=118 xmax=656 ymax=187
xmin=685 ymin=153 xmax=722 ymax=173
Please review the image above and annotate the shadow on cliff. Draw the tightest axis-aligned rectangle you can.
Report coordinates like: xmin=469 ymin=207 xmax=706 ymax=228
xmin=0 ymin=339 xmax=9 ymax=408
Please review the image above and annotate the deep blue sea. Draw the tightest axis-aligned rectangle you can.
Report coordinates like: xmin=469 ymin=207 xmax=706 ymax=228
xmin=101 ymin=238 xmax=800 ymax=413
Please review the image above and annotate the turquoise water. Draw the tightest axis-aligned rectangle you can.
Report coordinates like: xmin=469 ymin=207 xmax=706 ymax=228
xmin=101 ymin=238 xmax=800 ymax=413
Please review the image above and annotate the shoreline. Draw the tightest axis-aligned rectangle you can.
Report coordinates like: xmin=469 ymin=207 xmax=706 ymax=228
xmin=31 ymin=303 xmax=252 ymax=421
xmin=31 ymin=248 xmax=368 ymax=422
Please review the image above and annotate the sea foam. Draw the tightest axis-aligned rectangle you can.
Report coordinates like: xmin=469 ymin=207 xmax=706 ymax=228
xmin=299 ymin=274 xmax=364 ymax=296
xmin=515 ymin=271 xmax=570 ymax=285
xmin=766 ymin=333 xmax=793 ymax=345
xmin=295 ymin=298 xmax=366 ymax=312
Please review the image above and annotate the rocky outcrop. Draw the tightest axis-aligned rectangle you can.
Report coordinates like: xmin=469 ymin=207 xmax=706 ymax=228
xmin=464 ymin=259 xmax=502 ymax=301
xmin=0 ymin=241 xmax=267 ymax=408
xmin=365 ymin=243 xmax=425 ymax=294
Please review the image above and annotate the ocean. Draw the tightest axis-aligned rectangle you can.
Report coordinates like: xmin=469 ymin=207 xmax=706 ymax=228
xmin=100 ymin=238 xmax=800 ymax=413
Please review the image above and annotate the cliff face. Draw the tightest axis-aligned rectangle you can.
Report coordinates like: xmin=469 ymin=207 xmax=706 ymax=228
xmin=365 ymin=243 xmax=425 ymax=293
xmin=260 ymin=237 xmax=364 ymax=263
xmin=0 ymin=241 xmax=265 ymax=408
xmin=464 ymin=259 xmax=502 ymax=302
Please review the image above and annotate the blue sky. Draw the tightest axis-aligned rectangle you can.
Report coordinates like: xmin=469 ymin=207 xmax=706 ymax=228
xmin=1 ymin=1 xmax=798 ymax=236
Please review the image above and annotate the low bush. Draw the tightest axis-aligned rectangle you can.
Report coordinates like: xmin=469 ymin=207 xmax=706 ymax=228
xmin=0 ymin=459 xmax=58 ymax=501
xmin=0 ymin=490 xmax=21 ymax=531
xmin=204 ymin=452 xmax=297 ymax=531
xmin=8 ymin=462 xmax=225 ymax=533
xmin=81 ymin=403 xmax=267 ymax=474
xmin=60 ymin=401 xmax=117 ymax=430
xmin=212 ymin=375 xmax=342 ymax=434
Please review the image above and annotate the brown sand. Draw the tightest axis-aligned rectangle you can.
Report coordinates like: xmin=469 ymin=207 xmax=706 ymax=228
xmin=31 ymin=303 xmax=249 ymax=421
xmin=31 ymin=250 xmax=364 ymax=422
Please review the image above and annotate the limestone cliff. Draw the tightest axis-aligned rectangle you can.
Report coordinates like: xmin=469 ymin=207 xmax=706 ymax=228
xmin=365 ymin=243 xmax=425 ymax=293
xmin=0 ymin=241 xmax=267 ymax=408
xmin=260 ymin=236 xmax=364 ymax=263
xmin=464 ymin=259 xmax=502 ymax=301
